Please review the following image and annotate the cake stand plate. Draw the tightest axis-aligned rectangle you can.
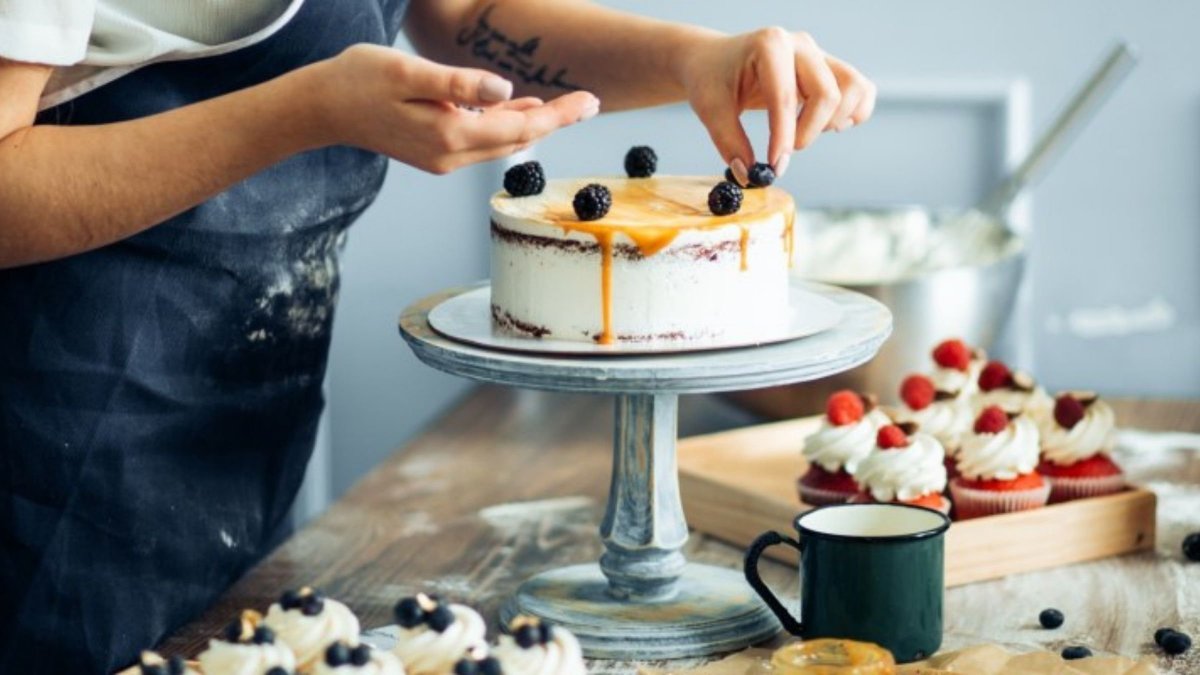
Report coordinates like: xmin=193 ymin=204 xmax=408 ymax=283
xmin=427 ymin=278 xmax=843 ymax=356
xmin=399 ymin=280 xmax=891 ymax=660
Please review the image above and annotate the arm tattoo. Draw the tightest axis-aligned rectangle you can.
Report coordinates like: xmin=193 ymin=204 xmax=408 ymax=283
xmin=455 ymin=4 xmax=581 ymax=92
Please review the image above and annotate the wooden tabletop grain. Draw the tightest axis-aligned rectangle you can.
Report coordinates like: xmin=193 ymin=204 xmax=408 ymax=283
xmin=158 ymin=387 xmax=1200 ymax=672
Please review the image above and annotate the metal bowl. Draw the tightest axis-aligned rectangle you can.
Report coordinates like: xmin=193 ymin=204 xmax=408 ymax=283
xmin=726 ymin=206 xmax=1026 ymax=419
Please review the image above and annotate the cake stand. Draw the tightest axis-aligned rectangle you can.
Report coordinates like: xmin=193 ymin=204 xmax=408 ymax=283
xmin=398 ymin=280 xmax=891 ymax=660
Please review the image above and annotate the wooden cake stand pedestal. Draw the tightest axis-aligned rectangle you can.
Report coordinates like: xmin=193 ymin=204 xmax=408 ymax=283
xmin=398 ymin=281 xmax=891 ymax=660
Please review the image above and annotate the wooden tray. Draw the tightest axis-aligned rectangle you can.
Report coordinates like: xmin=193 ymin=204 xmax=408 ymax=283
xmin=678 ymin=416 xmax=1157 ymax=587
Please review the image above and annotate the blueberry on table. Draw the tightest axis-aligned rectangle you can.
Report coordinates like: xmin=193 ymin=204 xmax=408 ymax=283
xmin=1183 ymin=532 xmax=1200 ymax=561
xmin=1039 ymin=608 xmax=1064 ymax=629
xmin=1061 ymin=646 xmax=1092 ymax=660
xmin=1162 ymin=631 xmax=1192 ymax=656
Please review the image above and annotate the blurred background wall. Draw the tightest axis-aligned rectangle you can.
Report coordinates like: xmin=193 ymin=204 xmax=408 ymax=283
xmin=304 ymin=0 xmax=1200 ymax=512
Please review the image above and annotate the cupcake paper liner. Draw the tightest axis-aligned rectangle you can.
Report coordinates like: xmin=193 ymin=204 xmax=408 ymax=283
xmin=949 ymin=479 xmax=1051 ymax=520
xmin=1045 ymin=472 xmax=1127 ymax=504
xmin=797 ymin=480 xmax=856 ymax=507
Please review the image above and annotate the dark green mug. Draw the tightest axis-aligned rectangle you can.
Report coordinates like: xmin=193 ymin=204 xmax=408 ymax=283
xmin=744 ymin=503 xmax=950 ymax=663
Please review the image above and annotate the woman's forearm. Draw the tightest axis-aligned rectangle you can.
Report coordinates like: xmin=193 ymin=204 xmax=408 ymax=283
xmin=0 ymin=63 xmax=332 ymax=269
xmin=405 ymin=0 xmax=720 ymax=111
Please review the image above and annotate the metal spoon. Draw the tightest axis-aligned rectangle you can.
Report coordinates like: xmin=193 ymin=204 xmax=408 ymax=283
xmin=914 ymin=42 xmax=1139 ymax=272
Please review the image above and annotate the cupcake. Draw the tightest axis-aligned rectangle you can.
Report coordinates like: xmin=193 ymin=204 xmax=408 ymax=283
xmin=929 ymin=338 xmax=987 ymax=399
xmin=950 ymin=406 xmax=1050 ymax=519
xmin=971 ymin=360 xmax=1053 ymax=420
xmin=134 ymin=651 xmax=200 ymax=675
xmin=492 ymin=616 xmax=587 ymax=675
xmin=391 ymin=594 xmax=486 ymax=675
xmin=1037 ymin=391 xmax=1125 ymax=503
xmin=198 ymin=610 xmax=298 ymax=675
xmin=798 ymin=390 xmax=891 ymax=506
xmin=852 ymin=423 xmax=950 ymax=514
xmin=893 ymin=373 xmax=972 ymax=466
xmin=264 ymin=587 xmax=361 ymax=671
xmin=313 ymin=642 xmax=404 ymax=675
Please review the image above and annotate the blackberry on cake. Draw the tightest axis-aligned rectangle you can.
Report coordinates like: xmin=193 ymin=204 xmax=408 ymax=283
xmin=624 ymin=145 xmax=657 ymax=178
xmin=503 ymin=161 xmax=546 ymax=197
xmin=572 ymin=183 xmax=612 ymax=221
xmin=707 ymin=180 xmax=742 ymax=215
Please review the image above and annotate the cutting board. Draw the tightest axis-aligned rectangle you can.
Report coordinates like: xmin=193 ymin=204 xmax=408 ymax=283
xmin=677 ymin=416 xmax=1157 ymax=587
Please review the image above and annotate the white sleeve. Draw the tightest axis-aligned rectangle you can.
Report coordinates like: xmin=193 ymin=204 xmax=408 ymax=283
xmin=0 ymin=0 xmax=96 ymax=65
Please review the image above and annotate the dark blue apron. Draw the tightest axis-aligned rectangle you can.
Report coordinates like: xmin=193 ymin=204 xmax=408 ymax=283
xmin=0 ymin=1 xmax=408 ymax=671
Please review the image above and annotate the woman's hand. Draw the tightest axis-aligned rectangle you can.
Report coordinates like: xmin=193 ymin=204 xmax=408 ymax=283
xmin=314 ymin=44 xmax=599 ymax=174
xmin=677 ymin=28 xmax=876 ymax=184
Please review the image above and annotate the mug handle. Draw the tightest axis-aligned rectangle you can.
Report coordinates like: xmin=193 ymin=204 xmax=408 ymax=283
xmin=743 ymin=531 xmax=804 ymax=635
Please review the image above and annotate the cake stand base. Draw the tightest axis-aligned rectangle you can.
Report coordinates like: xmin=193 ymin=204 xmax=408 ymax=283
xmin=500 ymin=563 xmax=780 ymax=660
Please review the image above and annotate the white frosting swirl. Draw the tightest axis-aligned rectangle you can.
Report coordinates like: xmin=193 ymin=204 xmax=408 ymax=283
xmin=492 ymin=628 xmax=586 ymax=675
xmin=264 ymin=598 xmax=361 ymax=669
xmin=854 ymin=433 xmax=947 ymax=502
xmin=956 ymin=415 xmax=1041 ymax=480
xmin=930 ymin=366 xmax=972 ymax=397
xmin=973 ymin=386 xmax=1053 ymax=419
xmin=311 ymin=648 xmax=405 ymax=675
xmin=197 ymin=639 xmax=296 ymax=675
xmin=894 ymin=399 xmax=972 ymax=453
xmin=1040 ymin=400 xmax=1117 ymax=465
xmin=392 ymin=605 xmax=486 ymax=675
xmin=802 ymin=409 xmax=891 ymax=474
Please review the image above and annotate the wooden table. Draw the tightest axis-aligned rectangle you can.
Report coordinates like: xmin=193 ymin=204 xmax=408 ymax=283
xmin=160 ymin=387 xmax=1200 ymax=672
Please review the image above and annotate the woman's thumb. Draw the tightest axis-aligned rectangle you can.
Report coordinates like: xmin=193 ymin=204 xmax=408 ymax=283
xmin=410 ymin=60 xmax=513 ymax=105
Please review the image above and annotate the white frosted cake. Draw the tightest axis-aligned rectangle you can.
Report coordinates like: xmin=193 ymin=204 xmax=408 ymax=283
xmin=490 ymin=176 xmax=795 ymax=344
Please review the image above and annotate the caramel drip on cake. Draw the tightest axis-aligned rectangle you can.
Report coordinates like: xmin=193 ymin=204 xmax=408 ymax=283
xmin=597 ymin=231 xmax=614 ymax=345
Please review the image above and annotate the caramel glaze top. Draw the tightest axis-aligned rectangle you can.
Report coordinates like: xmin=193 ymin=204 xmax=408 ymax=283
xmin=490 ymin=176 xmax=795 ymax=258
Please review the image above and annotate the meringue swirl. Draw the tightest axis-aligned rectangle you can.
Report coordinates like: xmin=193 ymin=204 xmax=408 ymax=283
xmin=1040 ymin=399 xmax=1117 ymax=466
xmin=312 ymin=648 xmax=405 ymax=675
xmin=854 ymin=433 xmax=947 ymax=502
xmin=197 ymin=639 xmax=296 ymax=675
xmin=973 ymin=386 xmax=1053 ymax=419
xmin=956 ymin=415 xmax=1040 ymax=480
xmin=894 ymin=399 xmax=972 ymax=453
xmin=930 ymin=365 xmax=973 ymax=398
xmin=492 ymin=627 xmax=586 ymax=675
xmin=392 ymin=605 xmax=486 ymax=675
xmin=264 ymin=598 xmax=361 ymax=669
xmin=803 ymin=409 xmax=891 ymax=474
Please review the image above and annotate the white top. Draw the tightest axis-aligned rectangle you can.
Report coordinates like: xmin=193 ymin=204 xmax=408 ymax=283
xmin=0 ymin=0 xmax=303 ymax=109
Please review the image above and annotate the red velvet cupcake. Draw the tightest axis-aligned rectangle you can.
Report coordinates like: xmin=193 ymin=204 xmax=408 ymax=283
xmin=798 ymin=390 xmax=890 ymax=506
xmin=1038 ymin=392 xmax=1125 ymax=503
xmin=851 ymin=424 xmax=950 ymax=514
xmin=950 ymin=406 xmax=1050 ymax=519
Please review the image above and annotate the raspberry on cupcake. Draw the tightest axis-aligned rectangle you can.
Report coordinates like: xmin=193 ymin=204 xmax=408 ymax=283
xmin=892 ymin=373 xmax=972 ymax=468
xmin=798 ymin=390 xmax=891 ymax=506
xmin=929 ymin=338 xmax=987 ymax=399
xmin=852 ymin=423 xmax=950 ymax=514
xmin=950 ymin=406 xmax=1050 ymax=519
xmin=971 ymin=359 xmax=1053 ymax=420
xmin=1037 ymin=391 xmax=1125 ymax=503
